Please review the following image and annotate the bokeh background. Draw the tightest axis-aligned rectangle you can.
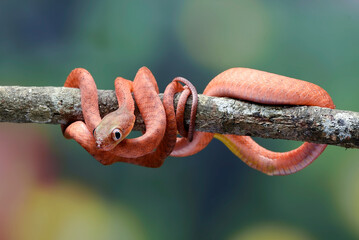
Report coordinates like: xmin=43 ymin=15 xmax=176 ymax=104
xmin=0 ymin=0 xmax=359 ymax=239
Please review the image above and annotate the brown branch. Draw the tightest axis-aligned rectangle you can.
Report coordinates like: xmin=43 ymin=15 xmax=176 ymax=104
xmin=0 ymin=86 xmax=358 ymax=148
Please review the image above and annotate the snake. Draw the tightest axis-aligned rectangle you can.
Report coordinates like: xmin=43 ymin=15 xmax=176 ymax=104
xmin=62 ymin=67 xmax=196 ymax=167
xmin=62 ymin=67 xmax=334 ymax=175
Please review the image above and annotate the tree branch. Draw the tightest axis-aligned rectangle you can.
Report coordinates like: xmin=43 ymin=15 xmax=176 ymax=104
xmin=0 ymin=86 xmax=358 ymax=148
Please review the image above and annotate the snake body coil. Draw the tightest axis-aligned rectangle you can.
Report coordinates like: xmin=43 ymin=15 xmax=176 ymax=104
xmin=62 ymin=67 xmax=334 ymax=175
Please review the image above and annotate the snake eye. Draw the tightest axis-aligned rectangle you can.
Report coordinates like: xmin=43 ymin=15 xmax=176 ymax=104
xmin=112 ymin=129 xmax=122 ymax=141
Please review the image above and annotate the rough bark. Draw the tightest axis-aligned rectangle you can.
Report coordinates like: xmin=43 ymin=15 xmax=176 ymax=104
xmin=0 ymin=86 xmax=358 ymax=148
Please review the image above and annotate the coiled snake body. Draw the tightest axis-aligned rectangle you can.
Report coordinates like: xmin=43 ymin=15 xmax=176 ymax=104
xmin=62 ymin=67 xmax=334 ymax=175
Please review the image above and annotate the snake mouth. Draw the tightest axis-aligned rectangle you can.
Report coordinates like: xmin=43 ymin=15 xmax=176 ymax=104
xmin=95 ymin=138 xmax=118 ymax=151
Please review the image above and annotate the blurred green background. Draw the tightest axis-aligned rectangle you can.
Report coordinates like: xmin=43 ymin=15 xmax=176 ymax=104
xmin=0 ymin=0 xmax=359 ymax=239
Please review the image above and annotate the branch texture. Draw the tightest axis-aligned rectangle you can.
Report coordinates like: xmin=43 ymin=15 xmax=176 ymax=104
xmin=0 ymin=86 xmax=358 ymax=148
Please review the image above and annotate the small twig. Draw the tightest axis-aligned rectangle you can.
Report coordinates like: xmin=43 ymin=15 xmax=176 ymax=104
xmin=0 ymin=86 xmax=358 ymax=148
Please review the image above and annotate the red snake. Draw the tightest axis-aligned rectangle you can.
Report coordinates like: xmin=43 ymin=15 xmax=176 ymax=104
xmin=62 ymin=67 xmax=334 ymax=175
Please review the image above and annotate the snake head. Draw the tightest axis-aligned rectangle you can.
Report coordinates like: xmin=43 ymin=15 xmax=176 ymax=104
xmin=93 ymin=109 xmax=135 ymax=151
